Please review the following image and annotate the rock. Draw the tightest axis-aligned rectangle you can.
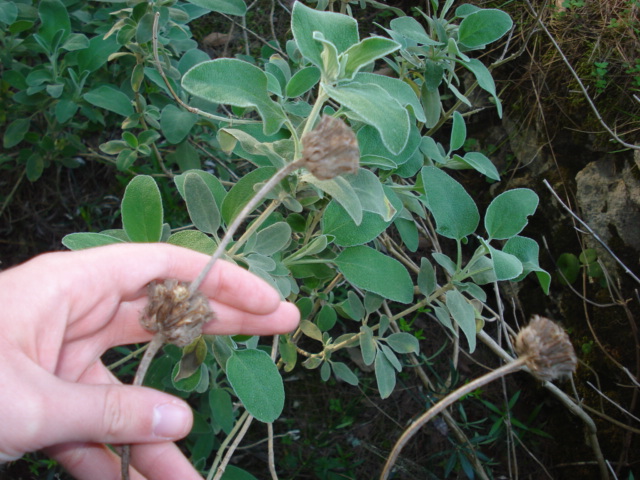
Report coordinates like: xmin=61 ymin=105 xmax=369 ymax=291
xmin=575 ymin=157 xmax=640 ymax=275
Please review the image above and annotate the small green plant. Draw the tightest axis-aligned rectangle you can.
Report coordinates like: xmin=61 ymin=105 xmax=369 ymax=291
xmin=591 ymin=61 xmax=609 ymax=95
xmin=557 ymin=248 xmax=608 ymax=287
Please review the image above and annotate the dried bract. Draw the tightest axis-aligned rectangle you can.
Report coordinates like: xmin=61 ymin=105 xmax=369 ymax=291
xmin=301 ymin=115 xmax=359 ymax=180
xmin=141 ymin=279 xmax=214 ymax=347
xmin=515 ymin=315 xmax=577 ymax=382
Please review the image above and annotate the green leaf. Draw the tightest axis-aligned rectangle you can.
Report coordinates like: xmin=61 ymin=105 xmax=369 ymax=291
xmin=3 ymin=118 xmax=30 ymax=149
xmin=388 ymin=16 xmax=441 ymax=46
xmin=291 ymin=2 xmax=358 ymax=71
xmin=38 ymin=0 xmax=70 ymax=46
xmin=342 ymin=37 xmax=400 ymax=80
xmin=485 ymin=188 xmax=538 ymax=240
xmin=286 ymin=66 xmax=321 ymax=98
xmin=0 ymin=2 xmax=18 ymax=25
xmin=385 ymin=333 xmax=419 ymax=354
xmin=335 ymin=245 xmax=413 ymax=303
xmin=453 ymin=152 xmax=500 ymax=181
xmin=375 ymin=349 xmax=396 ymax=399
xmin=458 ymin=9 xmax=513 ymax=49
xmin=83 ymin=85 xmax=133 ymax=117
xmin=226 ymin=349 xmax=284 ymax=423
xmin=482 ymin=239 xmax=523 ymax=281
xmin=417 ymin=257 xmax=437 ymax=297
xmin=55 ymin=99 xmax=79 ymax=124
xmin=450 ymin=111 xmax=466 ymax=152
xmin=209 ymin=388 xmax=235 ymax=434
xmin=77 ymin=34 xmax=120 ymax=73
xmin=331 ymin=362 xmax=359 ymax=386
xmin=354 ymin=72 xmax=426 ymax=124
xmin=174 ymin=336 xmax=207 ymax=381
xmin=175 ymin=169 xmax=226 ymax=208
xmin=301 ymin=173 xmax=362 ymax=225
xmin=161 ymin=105 xmax=198 ymax=144
xmin=445 ymin=289 xmax=477 ymax=352
xmin=556 ymin=252 xmax=579 ymax=285
xmin=300 ymin=319 xmax=323 ymax=342
xmin=61 ymin=33 xmax=89 ymax=52
xmin=186 ymin=0 xmax=246 ymax=15
xmin=221 ymin=167 xmax=276 ymax=224
xmin=503 ymin=236 xmax=551 ymax=293
xmin=421 ymin=81 xmax=442 ymax=128
xmin=323 ymin=81 xmax=409 ymax=155
xmin=26 ymin=154 xmax=44 ymax=181
xmin=184 ymin=172 xmax=221 ymax=234
xmin=462 ymin=58 xmax=502 ymax=117
xmin=167 ymin=230 xmax=216 ymax=254
xmin=253 ymin=222 xmax=292 ymax=256
xmin=182 ymin=59 xmax=286 ymax=135
xmin=316 ymin=304 xmax=337 ymax=331
xmin=322 ymin=202 xmax=389 ymax=246
xmin=121 ymin=175 xmax=164 ymax=242
xmin=422 ymin=166 xmax=479 ymax=240
xmin=62 ymin=232 xmax=126 ymax=250
xmin=220 ymin=466 xmax=259 ymax=480
xmin=360 ymin=325 xmax=377 ymax=365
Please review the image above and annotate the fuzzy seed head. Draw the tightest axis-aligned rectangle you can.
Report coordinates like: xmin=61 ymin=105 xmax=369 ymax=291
xmin=515 ymin=315 xmax=577 ymax=382
xmin=301 ymin=115 xmax=359 ymax=180
xmin=141 ymin=279 xmax=214 ymax=347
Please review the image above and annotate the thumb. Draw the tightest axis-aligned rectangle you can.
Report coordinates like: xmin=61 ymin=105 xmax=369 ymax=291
xmin=36 ymin=380 xmax=193 ymax=449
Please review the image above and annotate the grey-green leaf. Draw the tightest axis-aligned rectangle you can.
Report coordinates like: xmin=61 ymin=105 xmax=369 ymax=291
xmin=335 ymin=246 xmax=413 ymax=303
xmin=62 ymin=232 xmax=126 ymax=250
xmin=458 ymin=9 xmax=513 ymax=49
xmin=360 ymin=326 xmax=377 ymax=366
xmin=331 ymin=362 xmax=359 ymax=386
xmin=184 ymin=172 xmax=221 ymax=234
xmin=121 ymin=175 xmax=163 ymax=242
xmin=422 ymin=166 xmax=479 ymax=240
xmin=182 ymin=59 xmax=286 ymax=135
xmin=226 ymin=349 xmax=284 ymax=423
xmin=375 ymin=350 xmax=396 ymax=399
xmin=445 ymin=289 xmax=477 ymax=352
xmin=291 ymin=2 xmax=359 ymax=70
xmin=323 ymin=81 xmax=409 ymax=155
xmin=385 ymin=332 xmax=420 ymax=354
xmin=485 ymin=188 xmax=538 ymax=240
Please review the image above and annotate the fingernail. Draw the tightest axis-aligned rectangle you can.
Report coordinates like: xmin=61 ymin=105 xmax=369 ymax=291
xmin=153 ymin=402 xmax=191 ymax=439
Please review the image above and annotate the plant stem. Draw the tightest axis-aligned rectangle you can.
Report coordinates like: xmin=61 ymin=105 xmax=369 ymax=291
xmin=380 ymin=356 xmax=529 ymax=480
xmin=121 ymin=334 xmax=165 ymax=480
xmin=189 ymin=159 xmax=304 ymax=293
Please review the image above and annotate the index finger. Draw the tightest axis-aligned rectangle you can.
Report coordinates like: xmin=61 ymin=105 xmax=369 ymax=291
xmin=52 ymin=243 xmax=284 ymax=316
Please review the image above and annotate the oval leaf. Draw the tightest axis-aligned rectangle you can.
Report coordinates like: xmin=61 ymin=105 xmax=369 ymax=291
xmin=445 ymin=289 xmax=477 ymax=353
xmin=226 ymin=349 xmax=284 ymax=423
xmin=458 ymin=9 xmax=513 ymax=49
xmin=184 ymin=172 xmax=221 ymax=234
xmin=422 ymin=166 xmax=479 ymax=240
xmin=485 ymin=188 xmax=538 ymax=240
xmin=335 ymin=245 xmax=413 ymax=303
xmin=182 ymin=59 xmax=286 ymax=135
xmin=121 ymin=175 xmax=164 ymax=242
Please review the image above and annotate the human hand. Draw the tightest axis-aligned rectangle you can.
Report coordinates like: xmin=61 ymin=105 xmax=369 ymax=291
xmin=0 ymin=243 xmax=300 ymax=479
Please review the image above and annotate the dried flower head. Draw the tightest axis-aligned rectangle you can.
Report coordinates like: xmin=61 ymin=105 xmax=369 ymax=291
xmin=515 ymin=315 xmax=577 ymax=382
xmin=140 ymin=279 xmax=214 ymax=347
xmin=301 ymin=115 xmax=359 ymax=180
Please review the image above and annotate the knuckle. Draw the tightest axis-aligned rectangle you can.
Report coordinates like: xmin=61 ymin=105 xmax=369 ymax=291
xmin=101 ymin=387 xmax=131 ymax=441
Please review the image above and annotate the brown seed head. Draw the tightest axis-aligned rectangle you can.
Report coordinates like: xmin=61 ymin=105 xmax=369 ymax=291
xmin=141 ymin=279 xmax=214 ymax=347
xmin=515 ymin=315 xmax=577 ymax=382
xmin=301 ymin=115 xmax=359 ymax=180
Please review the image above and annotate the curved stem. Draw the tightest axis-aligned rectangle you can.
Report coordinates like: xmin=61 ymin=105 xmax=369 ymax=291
xmin=190 ymin=159 xmax=304 ymax=293
xmin=380 ymin=356 xmax=528 ymax=479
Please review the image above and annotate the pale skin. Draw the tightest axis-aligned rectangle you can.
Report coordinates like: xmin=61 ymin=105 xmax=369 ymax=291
xmin=0 ymin=243 xmax=300 ymax=480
